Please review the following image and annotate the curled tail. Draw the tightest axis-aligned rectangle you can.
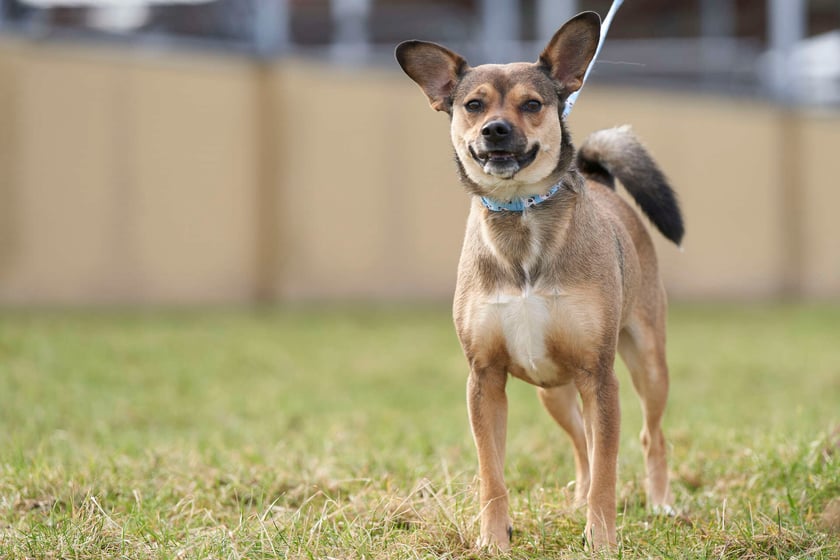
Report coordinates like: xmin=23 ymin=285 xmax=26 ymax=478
xmin=577 ymin=125 xmax=684 ymax=245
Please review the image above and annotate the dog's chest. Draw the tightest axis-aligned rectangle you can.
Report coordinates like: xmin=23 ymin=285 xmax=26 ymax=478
xmin=458 ymin=204 xmax=601 ymax=385
xmin=470 ymin=285 xmax=597 ymax=387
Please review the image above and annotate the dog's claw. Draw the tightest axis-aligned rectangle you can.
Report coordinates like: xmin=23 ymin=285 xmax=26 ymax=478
xmin=507 ymin=525 xmax=513 ymax=542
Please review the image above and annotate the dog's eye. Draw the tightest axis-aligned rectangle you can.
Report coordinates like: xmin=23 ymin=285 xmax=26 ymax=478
xmin=465 ymin=100 xmax=484 ymax=113
xmin=521 ymin=100 xmax=542 ymax=113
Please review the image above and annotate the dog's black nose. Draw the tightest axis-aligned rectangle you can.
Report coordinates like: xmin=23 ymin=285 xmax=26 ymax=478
xmin=481 ymin=120 xmax=512 ymax=143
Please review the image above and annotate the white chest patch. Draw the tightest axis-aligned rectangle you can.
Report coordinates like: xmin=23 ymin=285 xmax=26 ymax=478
xmin=477 ymin=286 xmax=564 ymax=386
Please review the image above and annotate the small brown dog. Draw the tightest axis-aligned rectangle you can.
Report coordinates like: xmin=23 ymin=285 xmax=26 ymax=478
xmin=396 ymin=11 xmax=683 ymax=553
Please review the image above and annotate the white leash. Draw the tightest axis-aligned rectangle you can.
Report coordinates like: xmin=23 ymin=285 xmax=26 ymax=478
xmin=562 ymin=0 xmax=625 ymax=120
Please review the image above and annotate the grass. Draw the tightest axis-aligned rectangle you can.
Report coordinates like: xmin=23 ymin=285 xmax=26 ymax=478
xmin=0 ymin=304 xmax=838 ymax=559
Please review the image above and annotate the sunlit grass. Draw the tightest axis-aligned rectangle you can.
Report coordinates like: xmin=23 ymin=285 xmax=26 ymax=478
xmin=1 ymin=305 xmax=838 ymax=558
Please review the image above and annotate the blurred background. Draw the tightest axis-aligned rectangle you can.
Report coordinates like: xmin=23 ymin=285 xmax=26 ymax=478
xmin=0 ymin=0 xmax=837 ymax=306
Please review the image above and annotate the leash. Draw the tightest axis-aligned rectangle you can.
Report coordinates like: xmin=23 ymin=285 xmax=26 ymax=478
xmin=562 ymin=0 xmax=625 ymax=120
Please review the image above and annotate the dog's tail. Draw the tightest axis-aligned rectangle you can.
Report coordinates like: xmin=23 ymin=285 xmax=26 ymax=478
xmin=576 ymin=125 xmax=684 ymax=246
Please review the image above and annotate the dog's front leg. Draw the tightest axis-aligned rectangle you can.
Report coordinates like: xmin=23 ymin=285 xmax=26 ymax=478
xmin=578 ymin=368 xmax=620 ymax=550
xmin=467 ymin=366 xmax=511 ymax=551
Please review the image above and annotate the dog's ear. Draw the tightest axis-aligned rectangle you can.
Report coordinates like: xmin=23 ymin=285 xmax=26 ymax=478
xmin=395 ymin=41 xmax=467 ymax=113
xmin=538 ymin=12 xmax=601 ymax=93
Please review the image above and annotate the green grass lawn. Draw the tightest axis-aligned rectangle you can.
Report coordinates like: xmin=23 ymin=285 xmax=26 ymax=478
xmin=1 ymin=305 xmax=838 ymax=559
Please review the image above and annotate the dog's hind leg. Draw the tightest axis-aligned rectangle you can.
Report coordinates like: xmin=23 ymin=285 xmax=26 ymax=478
xmin=577 ymin=367 xmax=620 ymax=549
xmin=467 ymin=366 xmax=512 ymax=551
xmin=538 ymin=384 xmax=590 ymax=506
xmin=618 ymin=316 xmax=673 ymax=511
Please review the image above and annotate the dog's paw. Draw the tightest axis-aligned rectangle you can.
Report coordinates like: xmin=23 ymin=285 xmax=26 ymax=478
xmin=476 ymin=525 xmax=513 ymax=553
xmin=652 ymin=504 xmax=676 ymax=517
xmin=582 ymin=521 xmax=618 ymax=553
xmin=476 ymin=535 xmax=512 ymax=553
xmin=651 ymin=504 xmax=695 ymax=527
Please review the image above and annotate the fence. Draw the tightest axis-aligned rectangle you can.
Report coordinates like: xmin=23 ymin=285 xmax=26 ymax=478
xmin=0 ymin=36 xmax=838 ymax=304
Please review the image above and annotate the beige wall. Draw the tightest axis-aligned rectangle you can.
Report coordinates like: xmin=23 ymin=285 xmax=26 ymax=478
xmin=270 ymin=60 xmax=467 ymax=301
xmin=0 ymin=40 xmax=260 ymax=305
xmin=799 ymin=113 xmax=840 ymax=299
xmin=0 ymin=38 xmax=838 ymax=305
xmin=576 ymin=89 xmax=791 ymax=300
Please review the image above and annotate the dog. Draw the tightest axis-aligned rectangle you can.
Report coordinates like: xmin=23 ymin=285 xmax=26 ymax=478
xmin=395 ymin=11 xmax=683 ymax=553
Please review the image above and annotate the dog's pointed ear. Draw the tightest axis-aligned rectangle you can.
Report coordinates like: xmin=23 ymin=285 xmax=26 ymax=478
xmin=538 ymin=12 xmax=601 ymax=93
xmin=395 ymin=40 xmax=467 ymax=113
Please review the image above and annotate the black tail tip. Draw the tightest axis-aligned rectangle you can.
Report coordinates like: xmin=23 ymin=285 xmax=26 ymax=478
xmin=626 ymin=174 xmax=684 ymax=246
xmin=646 ymin=185 xmax=684 ymax=246
xmin=661 ymin=213 xmax=685 ymax=246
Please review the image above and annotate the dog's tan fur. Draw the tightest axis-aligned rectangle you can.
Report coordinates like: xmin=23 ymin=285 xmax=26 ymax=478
xmin=396 ymin=12 xmax=681 ymax=552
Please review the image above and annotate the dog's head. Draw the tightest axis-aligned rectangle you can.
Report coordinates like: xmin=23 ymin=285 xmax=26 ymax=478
xmin=396 ymin=12 xmax=600 ymax=200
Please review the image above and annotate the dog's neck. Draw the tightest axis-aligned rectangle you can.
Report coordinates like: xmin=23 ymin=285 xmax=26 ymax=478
xmin=469 ymin=171 xmax=585 ymax=289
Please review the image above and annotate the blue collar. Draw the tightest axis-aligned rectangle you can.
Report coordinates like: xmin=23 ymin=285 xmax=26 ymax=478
xmin=480 ymin=182 xmax=563 ymax=212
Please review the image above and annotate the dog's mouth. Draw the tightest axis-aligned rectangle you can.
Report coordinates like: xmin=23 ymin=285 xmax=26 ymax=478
xmin=469 ymin=144 xmax=539 ymax=179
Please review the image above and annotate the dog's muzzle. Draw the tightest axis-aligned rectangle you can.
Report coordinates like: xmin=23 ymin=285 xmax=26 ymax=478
xmin=469 ymin=143 xmax=539 ymax=179
xmin=469 ymin=119 xmax=538 ymax=179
